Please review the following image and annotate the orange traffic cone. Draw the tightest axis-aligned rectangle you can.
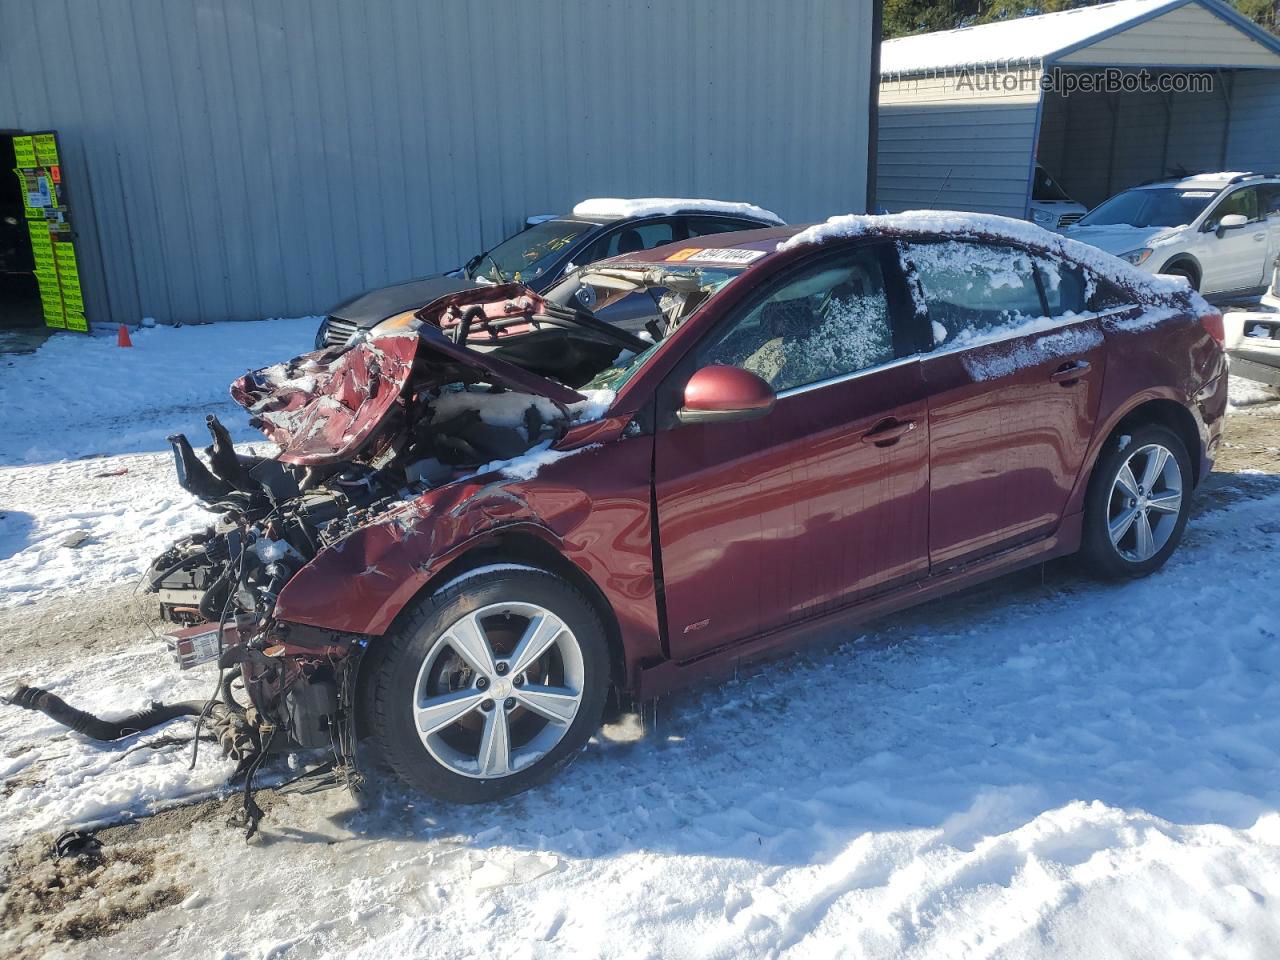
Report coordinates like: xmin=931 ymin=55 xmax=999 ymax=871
xmin=117 ymin=324 xmax=133 ymax=347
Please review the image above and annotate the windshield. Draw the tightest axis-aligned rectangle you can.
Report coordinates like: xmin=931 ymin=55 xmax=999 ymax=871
xmin=1077 ymin=187 xmax=1215 ymax=228
xmin=554 ymin=262 xmax=748 ymax=391
xmin=469 ymin=219 xmax=594 ymax=283
xmin=1033 ymin=166 xmax=1073 ymax=203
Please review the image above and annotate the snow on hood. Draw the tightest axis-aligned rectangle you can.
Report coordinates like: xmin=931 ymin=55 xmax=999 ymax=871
xmin=1062 ymin=223 xmax=1184 ymax=256
xmin=572 ymin=197 xmax=784 ymax=225
xmin=779 ymin=210 xmax=1212 ymax=313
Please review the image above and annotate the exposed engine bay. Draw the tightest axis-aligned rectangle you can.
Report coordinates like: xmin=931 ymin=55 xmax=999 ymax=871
xmin=4 ymin=266 xmax=735 ymax=833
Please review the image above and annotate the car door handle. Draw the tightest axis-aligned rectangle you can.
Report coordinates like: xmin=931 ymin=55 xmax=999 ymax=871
xmin=860 ymin=418 xmax=916 ymax=446
xmin=1050 ymin=360 xmax=1091 ymax=384
xmin=1254 ymin=233 xmax=1267 ymax=242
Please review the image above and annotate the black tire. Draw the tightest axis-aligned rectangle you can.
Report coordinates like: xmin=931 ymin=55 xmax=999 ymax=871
xmin=1080 ymin=423 xmax=1193 ymax=580
xmin=365 ymin=567 xmax=610 ymax=804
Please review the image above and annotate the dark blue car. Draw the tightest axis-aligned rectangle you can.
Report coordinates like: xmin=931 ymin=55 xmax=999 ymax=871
xmin=315 ymin=198 xmax=782 ymax=348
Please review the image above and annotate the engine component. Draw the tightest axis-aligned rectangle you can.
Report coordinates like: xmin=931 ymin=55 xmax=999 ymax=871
xmin=284 ymin=675 xmax=338 ymax=749
xmin=164 ymin=624 xmax=226 ymax=670
xmin=168 ymin=433 xmax=233 ymax=501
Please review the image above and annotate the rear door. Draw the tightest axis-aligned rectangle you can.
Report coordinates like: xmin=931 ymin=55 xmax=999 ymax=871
xmin=900 ymin=239 xmax=1108 ymax=569
xmin=1259 ymin=184 xmax=1280 ymax=276
xmin=653 ymin=242 xmax=932 ymax=659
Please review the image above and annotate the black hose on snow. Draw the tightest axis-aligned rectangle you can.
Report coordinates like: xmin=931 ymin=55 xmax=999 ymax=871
xmin=3 ymin=684 xmax=219 ymax=741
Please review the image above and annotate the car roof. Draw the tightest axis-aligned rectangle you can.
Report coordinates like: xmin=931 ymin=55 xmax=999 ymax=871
xmin=1135 ymin=172 xmax=1280 ymax=191
xmin=571 ymin=197 xmax=784 ymax=224
xmin=595 ymin=224 xmax=802 ymax=268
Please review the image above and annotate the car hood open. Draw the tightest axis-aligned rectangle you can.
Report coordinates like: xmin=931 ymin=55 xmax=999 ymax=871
xmin=232 ymin=322 xmax=587 ymax=466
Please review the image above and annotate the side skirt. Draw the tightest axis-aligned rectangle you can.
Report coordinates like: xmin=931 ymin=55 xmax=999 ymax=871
xmin=634 ymin=513 xmax=1083 ymax=701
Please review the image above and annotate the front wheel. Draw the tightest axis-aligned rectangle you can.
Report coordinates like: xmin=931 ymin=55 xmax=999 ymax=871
xmin=366 ymin=567 xmax=610 ymax=803
xmin=1080 ymin=424 xmax=1192 ymax=579
xmin=1161 ymin=263 xmax=1199 ymax=291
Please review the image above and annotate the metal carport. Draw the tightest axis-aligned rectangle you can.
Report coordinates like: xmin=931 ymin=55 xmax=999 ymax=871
xmin=877 ymin=0 xmax=1280 ymax=220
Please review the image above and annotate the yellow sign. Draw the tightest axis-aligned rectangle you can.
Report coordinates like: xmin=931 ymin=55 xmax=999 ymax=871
xmin=33 ymin=133 xmax=59 ymax=166
xmin=10 ymin=132 xmax=87 ymax=333
xmin=13 ymin=136 xmax=36 ymax=167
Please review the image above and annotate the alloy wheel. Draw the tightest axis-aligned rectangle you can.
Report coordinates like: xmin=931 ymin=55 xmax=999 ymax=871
xmin=412 ymin=601 xmax=585 ymax=779
xmin=1107 ymin=442 xmax=1183 ymax=563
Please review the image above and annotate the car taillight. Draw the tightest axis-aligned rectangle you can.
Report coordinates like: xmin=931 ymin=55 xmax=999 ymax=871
xmin=1200 ymin=311 xmax=1224 ymax=344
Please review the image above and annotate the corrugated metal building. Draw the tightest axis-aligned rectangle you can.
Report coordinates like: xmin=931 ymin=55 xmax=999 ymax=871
xmin=0 ymin=0 xmax=881 ymax=327
xmin=876 ymin=0 xmax=1280 ymax=220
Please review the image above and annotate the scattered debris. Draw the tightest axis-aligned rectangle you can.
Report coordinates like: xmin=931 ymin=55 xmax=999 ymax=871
xmin=0 ymin=834 xmax=185 ymax=958
xmin=52 ymin=830 xmax=102 ymax=861
xmin=59 ymin=531 xmax=91 ymax=549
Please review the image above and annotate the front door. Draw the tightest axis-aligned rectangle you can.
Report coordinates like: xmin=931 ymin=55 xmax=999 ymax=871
xmin=653 ymin=242 xmax=931 ymax=660
xmin=900 ymin=239 xmax=1108 ymax=568
xmin=1197 ymin=186 xmax=1268 ymax=295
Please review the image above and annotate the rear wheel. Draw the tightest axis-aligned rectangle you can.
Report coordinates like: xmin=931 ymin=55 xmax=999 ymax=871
xmin=367 ymin=568 xmax=610 ymax=803
xmin=1080 ymin=424 xmax=1192 ymax=579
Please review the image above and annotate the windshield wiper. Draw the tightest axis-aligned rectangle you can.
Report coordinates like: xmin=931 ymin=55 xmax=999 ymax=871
xmin=484 ymin=253 xmax=507 ymax=284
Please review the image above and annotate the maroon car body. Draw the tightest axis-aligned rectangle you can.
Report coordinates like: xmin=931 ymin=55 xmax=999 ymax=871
xmin=124 ymin=213 xmax=1226 ymax=804
xmin=266 ymin=224 xmax=1224 ymax=694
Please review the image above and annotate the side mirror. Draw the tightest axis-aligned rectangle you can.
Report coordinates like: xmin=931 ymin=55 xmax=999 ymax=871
xmin=676 ymin=365 xmax=776 ymax=425
xmin=1215 ymin=213 xmax=1249 ymax=237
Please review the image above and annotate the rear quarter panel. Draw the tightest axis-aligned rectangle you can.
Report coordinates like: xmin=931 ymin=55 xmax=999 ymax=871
xmin=1061 ymin=306 xmax=1226 ymax=517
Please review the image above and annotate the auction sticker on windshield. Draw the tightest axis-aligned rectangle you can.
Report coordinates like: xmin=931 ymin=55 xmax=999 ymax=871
xmin=666 ymin=247 xmax=765 ymax=264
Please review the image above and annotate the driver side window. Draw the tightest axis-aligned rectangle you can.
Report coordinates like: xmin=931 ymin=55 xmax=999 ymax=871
xmin=696 ymin=246 xmax=897 ymax=393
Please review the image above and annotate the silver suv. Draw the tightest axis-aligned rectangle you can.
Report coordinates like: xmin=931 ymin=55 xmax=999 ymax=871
xmin=1065 ymin=173 xmax=1280 ymax=299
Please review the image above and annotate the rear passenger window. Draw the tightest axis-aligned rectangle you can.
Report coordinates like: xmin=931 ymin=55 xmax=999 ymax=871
xmin=685 ymin=217 xmax=761 ymax=238
xmin=1259 ymin=185 xmax=1280 ymax=219
xmin=899 ymin=240 xmax=1044 ymax=346
xmin=580 ymin=220 xmax=678 ymax=263
xmin=1036 ymin=258 xmax=1088 ymax=317
xmin=697 ymin=245 xmax=897 ymax=392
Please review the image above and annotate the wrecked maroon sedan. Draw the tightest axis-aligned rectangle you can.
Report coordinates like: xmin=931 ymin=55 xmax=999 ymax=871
xmin=11 ymin=213 xmax=1227 ymax=810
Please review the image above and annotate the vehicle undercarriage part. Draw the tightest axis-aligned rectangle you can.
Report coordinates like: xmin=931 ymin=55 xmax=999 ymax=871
xmin=4 ymin=683 xmax=222 ymax=742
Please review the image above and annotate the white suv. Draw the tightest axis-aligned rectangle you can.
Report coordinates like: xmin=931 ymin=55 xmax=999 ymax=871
xmin=1065 ymin=173 xmax=1280 ymax=299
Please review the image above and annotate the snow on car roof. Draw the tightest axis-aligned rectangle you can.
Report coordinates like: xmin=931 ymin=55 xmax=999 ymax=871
xmin=571 ymin=197 xmax=784 ymax=225
xmin=1133 ymin=172 xmax=1277 ymax=190
xmin=880 ymin=0 xmax=1179 ymax=74
xmin=778 ymin=210 xmax=1212 ymax=309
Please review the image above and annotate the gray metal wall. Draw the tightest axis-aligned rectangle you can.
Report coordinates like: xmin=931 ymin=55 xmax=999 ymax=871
xmin=0 ymin=0 xmax=876 ymax=326
xmin=1227 ymin=70 xmax=1280 ymax=170
xmin=877 ymin=68 xmax=1041 ymax=218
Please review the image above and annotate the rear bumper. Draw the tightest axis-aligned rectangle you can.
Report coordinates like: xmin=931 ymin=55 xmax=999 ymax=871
xmin=1197 ymin=369 xmax=1229 ymax=483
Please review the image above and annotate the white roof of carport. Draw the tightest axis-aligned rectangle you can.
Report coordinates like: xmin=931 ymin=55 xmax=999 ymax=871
xmin=880 ymin=0 xmax=1280 ymax=74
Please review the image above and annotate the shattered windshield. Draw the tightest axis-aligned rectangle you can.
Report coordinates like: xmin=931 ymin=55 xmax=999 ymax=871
xmin=468 ymin=219 xmax=594 ymax=283
xmin=1077 ymin=188 xmax=1215 ymax=228
xmin=559 ymin=262 xmax=747 ymax=391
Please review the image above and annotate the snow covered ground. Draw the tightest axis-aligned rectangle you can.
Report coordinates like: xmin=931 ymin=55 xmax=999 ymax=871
xmin=2 ymin=322 xmax=1280 ymax=959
